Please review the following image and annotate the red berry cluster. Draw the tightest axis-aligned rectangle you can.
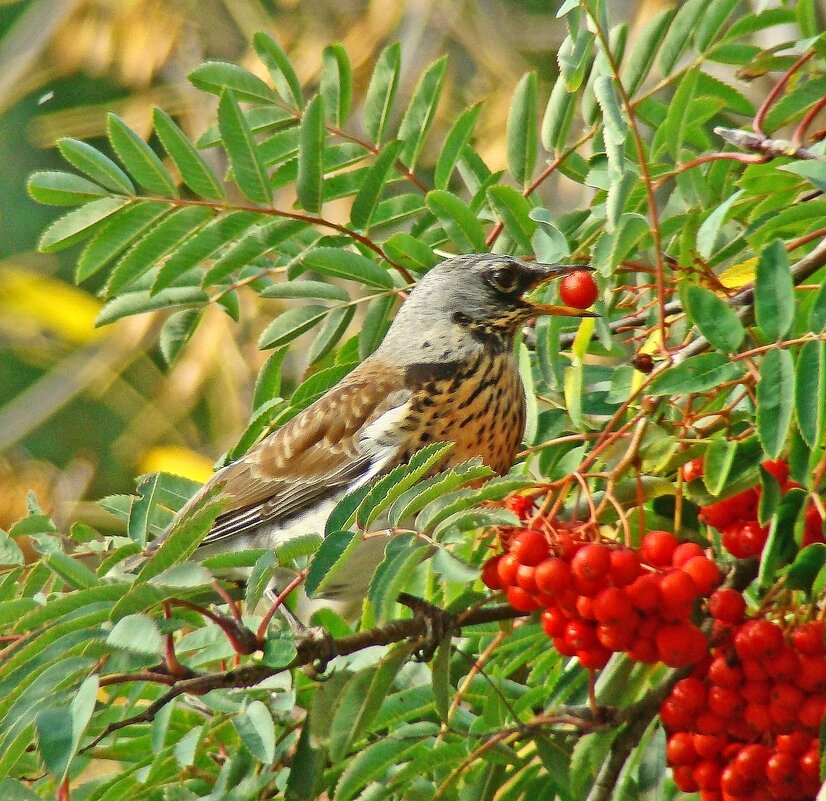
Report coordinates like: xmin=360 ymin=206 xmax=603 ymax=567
xmin=482 ymin=527 xmax=722 ymax=670
xmin=685 ymin=458 xmax=825 ymax=558
xmin=664 ymin=599 xmax=826 ymax=801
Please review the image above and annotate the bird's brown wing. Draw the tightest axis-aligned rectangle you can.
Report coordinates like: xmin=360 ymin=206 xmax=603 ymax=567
xmin=165 ymin=363 xmax=411 ymax=548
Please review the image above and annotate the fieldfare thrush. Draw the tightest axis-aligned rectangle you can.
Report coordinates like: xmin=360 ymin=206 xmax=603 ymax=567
xmin=137 ymin=254 xmax=594 ymax=604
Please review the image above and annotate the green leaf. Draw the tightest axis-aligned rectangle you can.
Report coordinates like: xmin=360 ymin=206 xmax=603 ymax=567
xmin=759 ymin=488 xmax=806 ymax=587
xmin=107 ymin=113 xmax=177 ymax=197
xmin=234 ymin=700 xmax=276 ymax=763
xmin=304 ymin=530 xmax=363 ymax=597
xmin=136 ymin=495 xmax=224 ymax=581
xmin=96 ymin=286 xmax=208 ymax=326
xmin=106 ymin=613 xmax=163 ymax=656
xmin=434 ymin=103 xmax=481 ymax=190
xmin=694 ymin=0 xmax=740 ymax=51
xmin=350 ymin=139 xmax=403 ymax=231
xmin=159 ymin=308 xmax=202 ymax=365
xmin=398 ymin=56 xmax=447 ymax=170
xmin=786 ymin=543 xmax=826 ymax=594
xmin=261 ymin=280 xmax=349 ymax=302
xmin=506 ymin=72 xmax=537 ymax=187
xmin=321 ymin=44 xmax=353 ymax=126
xmin=359 ymin=293 xmax=395 ymax=359
xmin=27 ymin=171 xmax=107 ymax=206
xmin=755 ymin=239 xmax=794 ymax=342
xmin=297 ymin=94 xmax=326 ymax=213
xmin=696 ymin=190 xmax=743 ymax=261
xmin=593 ymin=76 xmax=626 ymax=175
xmin=542 ymin=74 xmax=576 ymax=153
xmin=620 ymin=8 xmax=674 ymax=97
xmin=810 ymin=278 xmax=826 ymax=332
xmin=258 ymin=305 xmax=328 ymax=350
xmin=661 ymin=69 xmax=699 ymax=160
xmin=702 ymin=439 xmax=737 ymax=496
xmin=659 ymin=0 xmax=706 ymax=72
xmin=253 ymin=32 xmax=303 ymax=109
xmin=106 ymin=205 xmax=214 ymax=294
xmin=299 ymin=247 xmax=393 ymax=288
xmin=253 ymin=348 xmax=287 ymax=410
xmin=487 ymin=185 xmax=536 ymax=252
xmin=592 ymin=212 xmax=649 ymax=275
xmin=308 ymin=304 xmax=355 ymax=364
xmin=44 ymin=552 xmax=97 ymax=590
xmin=153 ymin=108 xmax=224 ymax=200
xmin=683 ymin=284 xmax=744 ymax=352
xmin=203 ymin=219 xmax=305 ymax=286
xmin=188 ymin=60 xmax=278 ymax=104
xmin=558 ymin=29 xmax=595 ymax=92
xmin=369 ymin=537 xmax=430 ymax=623
xmin=426 ymin=189 xmax=486 ymax=252
xmin=76 ymin=201 xmax=169 ymax=281
xmin=363 ymin=42 xmax=401 ymax=144
xmin=796 ymin=340 xmax=826 ymax=448
xmin=218 ymin=89 xmax=272 ymax=205
xmin=153 ymin=210 xmax=260 ymax=292
xmin=757 ymin=347 xmax=795 ymax=459
xmin=780 ymin=160 xmax=826 ymax=193
xmin=647 ymin=352 xmax=743 ymax=395
xmin=38 ymin=197 xmax=129 ymax=253
xmin=57 ymin=137 xmax=134 ymax=194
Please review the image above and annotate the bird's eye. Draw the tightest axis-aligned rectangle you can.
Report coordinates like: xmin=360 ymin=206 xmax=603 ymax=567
xmin=488 ymin=266 xmax=519 ymax=294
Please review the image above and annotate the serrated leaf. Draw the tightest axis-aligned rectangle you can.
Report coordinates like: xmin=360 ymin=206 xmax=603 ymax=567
xmin=647 ymin=352 xmax=743 ymax=395
xmin=297 ymin=94 xmax=326 ymax=213
xmin=299 ymin=247 xmax=393 ymax=288
xmin=261 ymin=280 xmax=349 ymax=302
xmin=359 ymin=293 xmax=395 ymax=359
xmin=106 ymin=205 xmax=214 ymax=294
xmin=694 ymin=0 xmax=740 ymax=51
xmin=305 ymin=530 xmax=362 ymax=598
xmin=107 ymin=613 xmax=163 ymax=655
xmin=307 ymin=304 xmax=354 ymax=364
xmin=368 ymin=537 xmax=430 ymax=623
xmin=661 ymin=68 xmax=699 ymax=160
xmin=153 ymin=108 xmax=224 ymax=200
xmin=796 ymin=340 xmax=826 ymax=447
xmin=434 ymin=103 xmax=481 ymax=190
xmin=594 ymin=76 xmax=626 ymax=174
xmin=558 ymin=29 xmax=595 ymax=93
xmin=659 ymin=0 xmax=706 ymax=72
xmin=27 ymin=171 xmax=107 ymax=206
xmin=107 ymin=113 xmax=177 ymax=197
xmin=38 ymin=197 xmax=129 ymax=253
xmin=321 ymin=44 xmax=353 ymax=126
xmin=153 ymin=210 xmax=261 ymax=292
xmin=258 ymin=305 xmax=328 ymax=350
xmin=148 ymin=562 xmax=213 ymax=587
xmin=541 ymin=74 xmax=576 ymax=153
xmin=96 ymin=286 xmax=208 ymax=326
xmin=57 ymin=137 xmax=134 ymax=194
xmin=426 ymin=190 xmax=486 ymax=251
xmin=620 ymin=8 xmax=673 ymax=97
xmin=159 ymin=309 xmax=202 ymax=365
xmin=253 ymin=32 xmax=303 ymax=109
xmin=398 ymin=56 xmax=447 ymax=170
xmin=696 ymin=190 xmax=743 ymax=261
xmin=592 ymin=211 xmax=649 ymax=275
xmin=189 ymin=61 xmax=278 ymax=103
xmin=755 ymin=239 xmax=794 ymax=342
xmin=350 ymin=139 xmax=403 ymax=231
xmin=506 ymin=72 xmax=537 ymax=187
xmin=487 ymin=185 xmax=536 ymax=252
xmin=703 ymin=439 xmax=737 ymax=496
xmin=757 ymin=347 xmax=795 ymax=458
xmin=684 ymin=284 xmax=744 ymax=352
xmin=218 ymin=89 xmax=272 ymax=205
xmin=44 ymin=552 xmax=98 ymax=590
xmin=76 ymin=200 xmax=169 ymax=282
xmin=235 ymin=701 xmax=276 ymax=763
xmin=363 ymin=43 xmax=401 ymax=144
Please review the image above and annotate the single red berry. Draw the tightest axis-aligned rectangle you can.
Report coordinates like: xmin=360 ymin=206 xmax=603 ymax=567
xmin=770 ymin=682 xmax=805 ymax=712
xmin=481 ymin=555 xmax=504 ymax=589
xmin=682 ymin=457 xmax=704 ymax=483
xmin=671 ymin=541 xmax=705 ymax=567
xmin=741 ymin=657 xmax=768 ymax=682
xmin=656 ymin=622 xmax=708 ymax=667
xmin=641 ymin=530 xmax=679 ymax=566
xmin=666 ymin=732 xmax=698 ymax=765
xmin=798 ymin=654 xmax=826 ymax=692
xmin=660 ymin=569 xmax=700 ymax=609
xmin=799 ymin=748 xmax=821 ymax=780
xmin=608 ymin=548 xmax=642 ymax=585
xmin=534 ymin=557 xmax=574 ymax=595
xmin=626 ymin=572 xmax=662 ymax=611
xmin=577 ymin=645 xmax=611 ymax=670
xmin=694 ymin=711 xmax=726 ymax=736
xmin=564 ymin=619 xmax=598 ymax=651
xmin=692 ymin=759 xmax=722 ymax=790
xmin=741 ymin=681 xmax=770 ymax=704
xmin=735 ymin=521 xmax=769 ymax=558
xmin=505 ymin=585 xmax=540 ymax=612
xmin=798 ymin=695 xmax=826 ymax=728
xmin=559 ymin=270 xmax=598 ymax=309
xmin=592 ymin=586 xmax=632 ymax=625
xmin=720 ymin=764 xmax=752 ymax=796
xmin=699 ymin=489 xmax=759 ymax=530
xmin=515 ymin=564 xmax=538 ymax=594
xmin=659 ymin=698 xmax=693 ymax=730
xmin=765 ymin=751 xmax=798 ymax=788
xmin=681 ymin=556 xmax=722 ymax=596
xmin=707 ymin=686 xmax=743 ymax=718
xmin=775 ymin=732 xmax=811 ymax=756
xmin=497 ymin=553 xmax=520 ymax=587
xmin=734 ymin=619 xmax=784 ymax=661
xmin=692 ymin=734 xmax=726 ymax=759
xmin=672 ymin=764 xmax=700 ymax=793
xmin=540 ymin=606 xmax=566 ymax=637
xmin=573 ymin=573 xmax=606 ymax=597
xmin=708 ymin=589 xmax=746 ymax=624
xmin=802 ymin=502 xmax=825 ymax=545
xmin=708 ymin=656 xmax=743 ymax=688
xmin=571 ymin=543 xmax=611 ymax=582
xmin=552 ymin=635 xmax=577 ymax=657
xmin=744 ymin=702 xmax=772 ymax=732
xmin=510 ymin=529 xmax=549 ymax=566
xmin=575 ymin=594 xmax=596 ymax=620
xmin=734 ymin=744 xmax=771 ymax=775
xmin=671 ymin=677 xmax=707 ymax=713
xmin=764 ymin=645 xmax=800 ymax=681
xmin=790 ymin=620 xmax=825 ymax=656
xmin=597 ymin=622 xmax=633 ymax=651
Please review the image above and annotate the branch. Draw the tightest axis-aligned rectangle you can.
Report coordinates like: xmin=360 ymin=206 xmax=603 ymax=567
xmin=714 ymin=126 xmax=824 ymax=161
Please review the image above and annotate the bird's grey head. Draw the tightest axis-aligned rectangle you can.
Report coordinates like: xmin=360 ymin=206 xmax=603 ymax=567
xmin=375 ymin=253 xmax=593 ymax=365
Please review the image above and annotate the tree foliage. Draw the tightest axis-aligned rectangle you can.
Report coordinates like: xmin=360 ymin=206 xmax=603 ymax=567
xmin=5 ymin=1 xmax=826 ymax=799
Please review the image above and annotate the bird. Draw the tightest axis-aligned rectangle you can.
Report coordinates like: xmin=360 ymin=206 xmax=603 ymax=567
xmin=137 ymin=253 xmax=594 ymax=607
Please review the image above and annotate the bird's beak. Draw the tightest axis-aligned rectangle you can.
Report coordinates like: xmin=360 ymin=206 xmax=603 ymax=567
xmin=522 ymin=262 xmax=599 ymax=318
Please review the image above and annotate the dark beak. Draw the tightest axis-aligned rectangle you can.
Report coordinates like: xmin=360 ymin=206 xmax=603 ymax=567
xmin=522 ymin=262 xmax=599 ymax=318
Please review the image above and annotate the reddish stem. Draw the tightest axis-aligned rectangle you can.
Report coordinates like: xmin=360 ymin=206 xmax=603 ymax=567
xmin=754 ymin=50 xmax=814 ymax=137
xmin=793 ymin=94 xmax=826 ymax=146
xmin=256 ymin=569 xmax=308 ymax=643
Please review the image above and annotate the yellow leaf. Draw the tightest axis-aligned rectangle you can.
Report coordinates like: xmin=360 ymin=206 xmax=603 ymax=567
xmin=139 ymin=446 xmax=213 ymax=483
xmin=718 ymin=258 xmax=756 ymax=289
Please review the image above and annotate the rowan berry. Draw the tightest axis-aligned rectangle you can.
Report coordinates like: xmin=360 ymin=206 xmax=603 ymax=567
xmin=708 ymin=589 xmax=746 ymax=624
xmin=735 ymin=521 xmax=769 ymax=558
xmin=564 ymin=619 xmax=597 ymax=651
xmin=505 ymin=585 xmax=540 ymax=612
xmin=559 ymin=270 xmax=598 ymax=309
xmin=575 ymin=594 xmax=596 ymax=620
xmin=497 ymin=553 xmax=520 ymax=586
xmin=682 ymin=457 xmax=704 ymax=483
xmin=657 ymin=622 xmax=707 ymax=667
xmin=571 ymin=543 xmax=611 ymax=582
xmin=720 ymin=765 xmax=751 ymax=796
xmin=667 ymin=732 xmax=698 ymax=765
xmin=552 ymin=635 xmax=577 ymax=657
xmin=734 ymin=619 xmax=784 ymax=660
xmin=672 ymin=764 xmax=700 ymax=792
xmin=682 ymin=556 xmax=722 ymax=595
xmin=577 ymin=645 xmax=611 ymax=669
xmin=660 ymin=569 xmax=700 ymax=608
xmin=659 ymin=698 xmax=693 ymax=730
xmin=671 ymin=541 xmax=705 ymax=567
xmin=641 ymin=530 xmax=678 ymax=566
xmin=733 ymin=744 xmax=770 ymax=774
xmin=515 ymin=564 xmax=538 ymax=594
xmin=534 ymin=557 xmax=573 ymax=595
xmin=608 ymin=547 xmax=642 ymax=585
xmin=708 ymin=656 xmax=743 ymax=688
xmin=540 ymin=606 xmax=566 ymax=637
xmin=672 ymin=677 xmax=707 ymax=713
xmin=626 ymin=572 xmax=662 ymax=611
xmin=761 ymin=458 xmax=789 ymax=486
xmin=481 ymin=555 xmax=504 ymax=589
xmin=798 ymin=695 xmax=826 ymax=728
xmin=693 ymin=759 xmax=722 ymax=790
xmin=510 ymin=529 xmax=549 ymax=566
xmin=708 ymin=686 xmax=743 ymax=718
xmin=775 ymin=732 xmax=811 ymax=755
xmin=791 ymin=620 xmax=825 ymax=656
xmin=765 ymin=751 xmax=798 ymax=787
xmin=693 ymin=733 xmax=727 ymax=758
xmin=592 ymin=586 xmax=632 ymax=625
